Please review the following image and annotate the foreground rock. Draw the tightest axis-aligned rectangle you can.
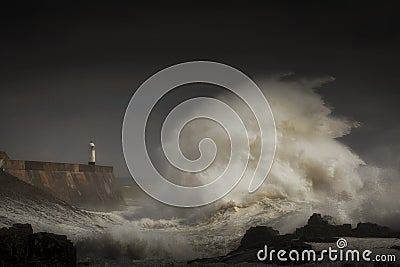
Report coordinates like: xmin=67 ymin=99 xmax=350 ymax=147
xmin=295 ymin=213 xmax=352 ymax=242
xmin=296 ymin=213 xmax=399 ymax=242
xmin=191 ymin=226 xmax=312 ymax=265
xmin=0 ymin=223 xmax=76 ymax=267
xmin=352 ymin=222 xmax=394 ymax=238
xmin=191 ymin=213 xmax=400 ymax=265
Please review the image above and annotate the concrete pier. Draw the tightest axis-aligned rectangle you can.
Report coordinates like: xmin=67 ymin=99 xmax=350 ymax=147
xmin=0 ymin=152 xmax=124 ymax=210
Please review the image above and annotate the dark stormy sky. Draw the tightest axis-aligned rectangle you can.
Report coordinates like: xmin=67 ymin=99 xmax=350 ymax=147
xmin=0 ymin=1 xmax=399 ymax=177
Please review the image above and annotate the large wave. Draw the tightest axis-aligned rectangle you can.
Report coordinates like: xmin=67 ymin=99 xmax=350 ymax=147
xmin=64 ymin=75 xmax=400 ymax=261
xmin=157 ymin=74 xmax=400 ymax=230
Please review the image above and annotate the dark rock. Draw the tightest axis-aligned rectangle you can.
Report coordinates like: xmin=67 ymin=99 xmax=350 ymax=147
xmin=28 ymin=232 xmax=76 ymax=266
xmin=0 ymin=223 xmax=33 ymax=263
xmin=296 ymin=213 xmax=398 ymax=241
xmin=307 ymin=213 xmax=328 ymax=225
xmin=239 ymin=226 xmax=280 ymax=249
xmin=295 ymin=213 xmax=352 ymax=242
xmin=352 ymin=222 xmax=393 ymax=238
xmin=191 ymin=213 xmax=400 ymax=265
xmin=192 ymin=226 xmax=312 ymax=265
xmin=0 ymin=223 xmax=76 ymax=267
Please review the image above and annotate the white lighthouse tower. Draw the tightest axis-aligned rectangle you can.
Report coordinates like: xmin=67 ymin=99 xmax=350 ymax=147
xmin=88 ymin=141 xmax=96 ymax=165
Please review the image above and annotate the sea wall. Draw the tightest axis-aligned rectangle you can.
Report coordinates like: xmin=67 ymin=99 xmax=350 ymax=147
xmin=1 ymin=158 xmax=125 ymax=211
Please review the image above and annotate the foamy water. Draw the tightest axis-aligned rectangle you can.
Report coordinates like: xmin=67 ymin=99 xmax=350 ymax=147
xmin=99 ymin=75 xmax=399 ymax=260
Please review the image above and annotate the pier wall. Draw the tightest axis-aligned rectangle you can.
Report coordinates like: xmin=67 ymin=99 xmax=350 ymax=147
xmin=1 ymin=157 xmax=124 ymax=210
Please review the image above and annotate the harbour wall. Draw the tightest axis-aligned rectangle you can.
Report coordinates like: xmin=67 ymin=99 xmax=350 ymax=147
xmin=1 ymin=155 xmax=125 ymax=211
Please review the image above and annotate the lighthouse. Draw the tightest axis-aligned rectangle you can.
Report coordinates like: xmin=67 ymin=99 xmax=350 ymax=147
xmin=88 ymin=141 xmax=96 ymax=165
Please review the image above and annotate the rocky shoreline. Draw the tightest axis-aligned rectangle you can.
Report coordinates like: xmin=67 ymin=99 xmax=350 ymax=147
xmin=1 ymin=214 xmax=399 ymax=266
xmin=0 ymin=224 xmax=75 ymax=267
xmin=191 ymin=213 xmax=400 ymax=265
